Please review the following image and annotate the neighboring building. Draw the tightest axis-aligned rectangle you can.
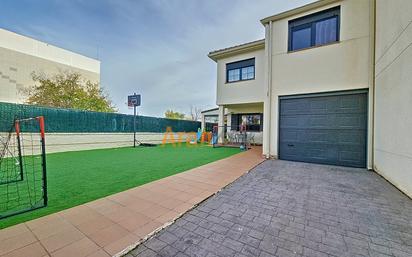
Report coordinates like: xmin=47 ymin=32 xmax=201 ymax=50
xmin=209 ymin=0 xmax=412 ymax=197
xmin=0 ymin=28 xmax=100 ymax=104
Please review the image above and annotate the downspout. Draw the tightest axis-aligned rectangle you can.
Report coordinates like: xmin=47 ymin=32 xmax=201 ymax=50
xmin=266 ymin=21 xmax=273 ymax=158
xmin=371 ymin=0 xmax=376 ymax=170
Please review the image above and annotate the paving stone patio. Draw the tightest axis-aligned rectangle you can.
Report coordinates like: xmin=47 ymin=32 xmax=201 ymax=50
xmin=126 ymin=160 xmax=412 ymax=257
xmin=0 ymin=148 xmax=263 ymax=257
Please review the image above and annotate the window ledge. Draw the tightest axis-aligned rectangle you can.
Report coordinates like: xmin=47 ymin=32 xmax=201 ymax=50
xmin=225 ymin=78 xmax=255 ymax=84
xmin=287 ymin=41 xmax=340 ymax=54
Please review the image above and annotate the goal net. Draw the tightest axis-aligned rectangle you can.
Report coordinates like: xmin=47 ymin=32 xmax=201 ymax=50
xmin=0 ymin=116 xmax=47 ymax=219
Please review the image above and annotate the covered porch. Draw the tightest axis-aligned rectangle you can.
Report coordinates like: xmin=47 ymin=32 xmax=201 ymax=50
xmin=216 ymin=102 xmax=264 ymax=147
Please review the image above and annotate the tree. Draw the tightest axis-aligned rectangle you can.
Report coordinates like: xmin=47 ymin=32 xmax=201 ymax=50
xmin=164 ymin=110 xmax=185 ymax=119
xmin=24 ymin=71 xmax=116 ymax=112
xmin=188 ymin=105 xmax=202 ymax=121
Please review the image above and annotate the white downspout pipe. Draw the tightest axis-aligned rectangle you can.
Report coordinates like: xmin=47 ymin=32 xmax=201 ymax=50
xmin=263 ymin=21 xmax=273 ymax=159
xmin=267 ymin=21 xmax=273 ymax=158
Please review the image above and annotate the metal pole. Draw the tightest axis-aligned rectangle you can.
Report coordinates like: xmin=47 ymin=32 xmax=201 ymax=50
xmin=133 ymin=105 xmax=136 ymax=148
xmin=15 ymin=120 xmax=24 ymax=181
xmin=37 ymin=116 xmax=48 ymax=207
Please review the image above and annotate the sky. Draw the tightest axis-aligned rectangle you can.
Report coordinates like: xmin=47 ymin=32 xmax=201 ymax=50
xmin=0 ymin=0 xmax=315 ymax=117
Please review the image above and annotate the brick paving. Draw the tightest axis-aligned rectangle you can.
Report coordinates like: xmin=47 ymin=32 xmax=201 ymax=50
xmin=126 ymin=160 xmax=412 ymax=257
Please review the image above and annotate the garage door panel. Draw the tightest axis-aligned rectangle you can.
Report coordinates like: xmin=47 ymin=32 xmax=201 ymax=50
xmin=338 ymin=130 xmax=366 ymax=145
xmin=280 ymin=116 xmax=300 ymax=127
xmin=280 ymin=114 xmax=367 ymax=130
xmin=279 ymin=142 xmax=339 ymax=164
xmin=338 ymin=146 xmax=366 ymax=166
xmin=280 ymin=99 xmax=307 ymax=115
xmin=309 ymin=98 xmax=330 ymax=112
xmin=305 ymin=131 xmax=331 ymax=143
xmin=278 ymin=142 xmax=298 ymax=158
xmin=280 ymin=129 xmax=366 ymax=145
xmin=336 ymin=114 xmax=367 ymax=129
xmin=280 ymin=141 xmax=366 ymax=167
xmin=279 ymin=92 xmax=367 ymax=168
xmin=281 ymin=98 xmax=335 ymax=115
xmin=281 ymin=129 xmax=335 ymax=144
xmin=280 ymin=130 xmax=299 ymax=142
xmin=280 ymin=115 xmax=337 ymax=129
xmin=308 ymin=115 xmax=330 ymax=127
xmin=281 ymin=94 xmax=367 ymax=115
xmin=339 ymin=94 xmax=367 ymax=112
xmin=306 ymin=145 xmax=338 ymax=162
xmin=339 ymin=149 xmax=364 ymax=162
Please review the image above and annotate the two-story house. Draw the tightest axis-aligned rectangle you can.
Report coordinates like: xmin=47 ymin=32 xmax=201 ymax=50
xmin=208 ymin=39 xmax=266 ymax=145
xmin=209 ymin=0 xmax=412 ymax=198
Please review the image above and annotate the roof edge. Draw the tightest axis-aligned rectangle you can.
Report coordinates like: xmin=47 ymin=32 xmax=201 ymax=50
xmin=260 ymin=0 xmax=340 ymax=25
xmin=208 ymin=39 xmax=265 ymax=62
xmin=201 ymin=107 xmax=219 ymax=114
xmin=0 ymin=28 xmax=100 ymax=74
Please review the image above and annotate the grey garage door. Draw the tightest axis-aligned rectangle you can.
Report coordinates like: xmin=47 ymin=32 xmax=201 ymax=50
xmin=279 ymin=91 xmax=368 ymax=168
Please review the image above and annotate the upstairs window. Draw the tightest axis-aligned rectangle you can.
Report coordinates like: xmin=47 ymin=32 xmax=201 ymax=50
xmin=226 ymin=58 xmax=255 ymax=83
xmin=228 ymin=69 xmax=240 ymax=82
xmin=288 ymin=6 xmax=340 ymax=52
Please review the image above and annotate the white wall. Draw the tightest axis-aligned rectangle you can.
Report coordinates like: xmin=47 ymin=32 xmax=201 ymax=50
xmin=216 ymin=48 xmax=265 ymax=105
xmin=0 ymin=132 xmax=198 ymax=156
xmin=0 ymin=28 xmax=100 ymax=104
xmin=267 ymin=0 xmax=373 ymax=159
xmin=0 ymin=29 xmax=99 ymax=73
xmin=225 ymin=103 xmax=263 ymax=114
xmin=374 ymin=0 xmax=412 ymax=198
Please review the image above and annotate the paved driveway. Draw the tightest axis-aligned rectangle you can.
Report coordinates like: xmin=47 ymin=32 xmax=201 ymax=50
xmin=126 ymin=160 xmax=412 ymax=257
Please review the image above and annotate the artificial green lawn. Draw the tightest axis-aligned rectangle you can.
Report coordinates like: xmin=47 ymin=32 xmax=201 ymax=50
xmin=0 ymin=144 xmax=239 ymax=229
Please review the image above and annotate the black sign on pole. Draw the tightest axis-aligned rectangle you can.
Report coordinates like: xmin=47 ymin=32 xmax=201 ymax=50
xmin=128 ymin=94 xmax=141 ymax=147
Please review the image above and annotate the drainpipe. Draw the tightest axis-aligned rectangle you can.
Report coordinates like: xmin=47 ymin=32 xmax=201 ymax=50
xmin=264 ymin=21 xmax=273 ymax=158
xmin=269 ymin=21 xmax=273 ymax=158
xmin=370 ymin=0 xmax=376 ymax=170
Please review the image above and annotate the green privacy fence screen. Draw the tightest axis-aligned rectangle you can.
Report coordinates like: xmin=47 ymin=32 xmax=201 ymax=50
xmin=0 ymin=102 xmax=201 ymax=133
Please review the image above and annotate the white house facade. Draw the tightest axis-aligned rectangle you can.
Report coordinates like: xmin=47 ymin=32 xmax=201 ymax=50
xmin=209 ymin=0 xmax=412 ymax=198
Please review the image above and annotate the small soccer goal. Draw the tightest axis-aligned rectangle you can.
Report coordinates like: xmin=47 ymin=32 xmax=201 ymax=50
xmin=0 ymin=116 xmax=47 ymax=219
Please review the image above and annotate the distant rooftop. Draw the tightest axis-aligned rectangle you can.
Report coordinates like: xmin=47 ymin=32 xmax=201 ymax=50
xmin=0 ymin=28 xmax=100 ymax=73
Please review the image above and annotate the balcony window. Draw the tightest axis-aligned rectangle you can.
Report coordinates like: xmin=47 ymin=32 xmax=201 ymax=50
xmin=226 ymin=58 xmax=255 ymax=83
xmin=289 ymin=6 xmax=340 ymax=52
